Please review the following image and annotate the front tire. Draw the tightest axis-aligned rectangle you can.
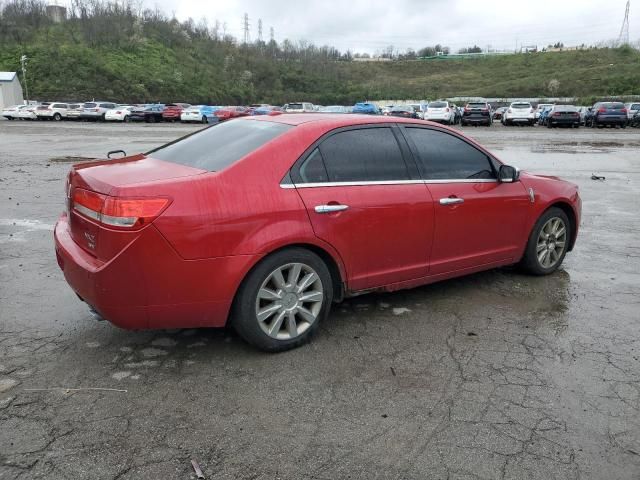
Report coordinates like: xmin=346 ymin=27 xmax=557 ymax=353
xmin=521 ymin=207 xmax=570 ymax=275
xmin=232 ymin=248 xmax=333 ymax=352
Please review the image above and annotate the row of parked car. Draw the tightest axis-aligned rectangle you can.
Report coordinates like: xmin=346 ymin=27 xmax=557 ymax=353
xmin=3 ymin=99 xmax=640 ymax=128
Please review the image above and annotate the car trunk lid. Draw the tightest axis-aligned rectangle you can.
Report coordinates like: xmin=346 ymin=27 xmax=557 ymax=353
xmin=67 ymin=155 xmax=206 ymax=260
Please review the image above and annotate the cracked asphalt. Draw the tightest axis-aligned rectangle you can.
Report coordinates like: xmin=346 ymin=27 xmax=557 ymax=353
xmin=1 ymin=120 xmax=639 ymax=480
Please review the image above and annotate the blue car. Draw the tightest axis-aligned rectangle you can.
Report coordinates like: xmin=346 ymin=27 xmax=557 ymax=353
xmin=352 ymin=102 xmax=380 ymax=115
xmin=181 ymin=105 xmax=220 ymax=124
xmin=537 ymin=107 xmax=553 ymax=126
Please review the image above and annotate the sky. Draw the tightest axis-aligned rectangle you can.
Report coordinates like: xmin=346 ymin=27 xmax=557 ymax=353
xmin=146 ymin=0 xmax=639 ymax=54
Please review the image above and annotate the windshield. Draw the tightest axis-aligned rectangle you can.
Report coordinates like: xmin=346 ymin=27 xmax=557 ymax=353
xmin=391 ymin=106 xmax=412 ymax=112
xmin=512 ymin=103 xmax=531 ymax=108
xmin=428 ymin=102 xmax=447 ymax=108
xmin=148 ymin=120 xmax=293 ymax=172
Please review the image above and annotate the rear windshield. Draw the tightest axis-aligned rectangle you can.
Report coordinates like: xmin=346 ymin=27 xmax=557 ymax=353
xmin=428 ymin=102 xmax=447 ymax=108
xmin=148 ymin=120 xmax=293 ymax=172
xmin=602 ymin=103 xmax=624 ymax=109
xmin=467 ymin=103 xmax=487 ymax=108
xmin=84 ymin=103 xmax=96 ymax=108
xmin=512 ymin=103 xmax=531 ymax=108
xmin=288 ymin=103 xmax=303 ymax=109
xmin=391 ymin=106 xmax=412 ymax=112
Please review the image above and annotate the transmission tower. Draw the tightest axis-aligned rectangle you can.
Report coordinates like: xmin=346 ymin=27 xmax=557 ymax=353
xmin=257 ymin=19 xmax=263 ymax=42
xmin=270 ymin=26 xmax=275 ymax=42
xmin=618 ymin=0 xmax=630 ymax=46
xmin=242 ymin=13 xmax=250 ymax=44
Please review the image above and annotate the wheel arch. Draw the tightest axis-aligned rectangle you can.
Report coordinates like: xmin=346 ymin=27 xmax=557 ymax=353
xmin=546 ymin=201 xmax=578 ymax=251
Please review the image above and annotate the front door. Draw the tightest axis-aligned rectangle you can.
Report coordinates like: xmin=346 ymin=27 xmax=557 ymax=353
xmin=291 ymin=126 xmax=434 ymax=291
xmin=401 ymin=126 xmax=530 ymax=275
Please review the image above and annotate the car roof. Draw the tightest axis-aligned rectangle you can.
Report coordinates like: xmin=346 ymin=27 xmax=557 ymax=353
xmin=241 ymin=113 xmax=454 ymax=128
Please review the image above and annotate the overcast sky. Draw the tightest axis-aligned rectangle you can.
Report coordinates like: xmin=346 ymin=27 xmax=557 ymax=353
xmin=148 ymin=0 xmax=638 ymax=54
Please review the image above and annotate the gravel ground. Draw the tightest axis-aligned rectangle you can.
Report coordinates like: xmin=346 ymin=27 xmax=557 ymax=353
xmin=1 ymin=120 xmax=639 ymax=480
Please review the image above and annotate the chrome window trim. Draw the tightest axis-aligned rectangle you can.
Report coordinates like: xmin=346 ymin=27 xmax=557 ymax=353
xmin=280 ymin=179 xmax=497 ymax=189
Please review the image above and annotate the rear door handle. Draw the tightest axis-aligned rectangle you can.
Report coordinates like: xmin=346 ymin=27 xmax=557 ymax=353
xmin=315 ymin=204 xmax=349 ymax=214
xmin=439 ymin=197 xmax=464 ymax=206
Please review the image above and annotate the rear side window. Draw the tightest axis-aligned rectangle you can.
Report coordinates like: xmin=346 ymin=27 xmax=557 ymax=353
xmin=148 ymin=120 xmax=292 ymax=172
xmin=299 ymin=148 xmax=328 ymax=183
xmin=318 ymin=128 xmax=409 ymax=182
xmin=405 ymin=128 xmax=495 ymax=180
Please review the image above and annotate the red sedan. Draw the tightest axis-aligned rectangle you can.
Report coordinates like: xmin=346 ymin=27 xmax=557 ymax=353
xmin=162 ymin=103 xmax=191 ymax=122
xmin=214 ymin=106 xmax=249 ymax=121
xmin=54 ymin=115 xmax=581 ymax=351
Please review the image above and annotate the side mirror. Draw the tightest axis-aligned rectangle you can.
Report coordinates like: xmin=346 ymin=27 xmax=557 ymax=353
xmin=499 ymin=165 xmax=520 ymax=183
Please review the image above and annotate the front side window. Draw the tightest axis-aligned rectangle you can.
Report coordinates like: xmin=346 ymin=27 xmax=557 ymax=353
xmin=317 ymin=128 xmax=409 ymax=182
xmin=405 ymin=128 xmax=496 ymax=180
xmin=149 ymin=120 xmax=292 ymax=172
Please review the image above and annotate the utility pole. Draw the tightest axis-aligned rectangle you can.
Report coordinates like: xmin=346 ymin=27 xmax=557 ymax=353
xmin=257 ymin=19 xmax=263 ymax=42
xmin=242 ymin=13 xmax=250 ymax=44
xmin=270 ymin=26 xmax=275 ymax=43
xmin=617 ymin=0 xmax=630 ymax=46
xmin=20 ymin=55 xmax=29 ymax=104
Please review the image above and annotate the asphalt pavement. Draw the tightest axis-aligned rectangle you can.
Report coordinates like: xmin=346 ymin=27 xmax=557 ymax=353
xmin=1 ymin=120 xmax=639 ymax=479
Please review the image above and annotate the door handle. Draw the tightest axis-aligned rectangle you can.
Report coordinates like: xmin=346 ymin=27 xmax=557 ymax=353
xmin=315 ymin=204 xmax=349 ymax=214
xmin=439 ymin=197 xmax=464 ymax=206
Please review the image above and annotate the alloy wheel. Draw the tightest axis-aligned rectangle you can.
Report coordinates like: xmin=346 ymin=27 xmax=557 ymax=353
xmin=536 ymin=217 xmax=567 ymax=269
xmin=255 ymin=263 xmax=324 ymax=340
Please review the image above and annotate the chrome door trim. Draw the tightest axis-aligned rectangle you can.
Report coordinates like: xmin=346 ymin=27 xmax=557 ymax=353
xmin=280 ymin=179 xmax=497 ymax=189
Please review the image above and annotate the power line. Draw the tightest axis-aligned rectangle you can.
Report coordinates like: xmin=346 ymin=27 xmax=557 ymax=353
xmin=617 ymin=0 xmax=631 ymax=45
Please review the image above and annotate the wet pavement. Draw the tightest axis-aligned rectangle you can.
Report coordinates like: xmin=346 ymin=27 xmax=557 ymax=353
xmin=1 ymin=121 xmax=639 ymax=479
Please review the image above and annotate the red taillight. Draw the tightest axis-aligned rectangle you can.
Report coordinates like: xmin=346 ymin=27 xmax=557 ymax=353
xmin=553 ymin=112 xmax=561 ymax=116
xmin=94 ymin=108 xmax=99 ymax=112
xmin=116 ymin=111 xmax=122 ymax=114
xmin=621 ymin=108 xmax=627 ymax=114
xmin=508 ymin=109 xmax=513 ymax=113
xmin=73 ymin=189 xmax=170 ymax=229
xmin=598 ymin=108 xmax=606 ymax=113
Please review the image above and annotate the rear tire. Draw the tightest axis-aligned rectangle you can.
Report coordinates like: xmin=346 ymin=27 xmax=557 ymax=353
xmin=232 ymin=248 xmax=333 ymax=352
xmin=520 ymin=207 xmax=570 ymax=276
xmin=201 ymin=116 xmax=208 ymax=124
xmin=53 ymin=113 xmax=62 ymax=121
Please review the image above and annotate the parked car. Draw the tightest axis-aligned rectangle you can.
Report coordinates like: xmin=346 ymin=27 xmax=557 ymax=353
xmin=492 ymin=107 xmax=507 ymax=121
xmin=409 ymin=103 xmax=427 ymax=119
xmin=161 ymin=103 xmax=191 ymax=122
xmin=630 ymin=110 xmax=640 ymax=128
xmin=80 ymin=101 xmax=118 ymax=121
xmin=503 ymin=102 xmax=535 ymax=126
xmin=425 ymin=100 xmax=455 ymax=124
xmin=253 ymin=106 xmax=284 ymax=116
xmin=318 ymin=106 xmax=350 ymax=114
xmin=623 ymin=102 xmax=640 ymax=121
xmin=66 ymin=104 xmax=84 ymax=121
xmin=215 ymin=106 xmax=250 ymax=122
xmin=1 ymin=104 xmax=28 ymax=120
xmin=17 ymin=105 xmax=39 ymax=120
xmin=535 ymin=104 xmax=554 ymax=120
xmin=537 ymin=106 xmax=554 ymax=126
xmin=352 ymin=103 xmax=380 ymax=115
xmin=546 ymin=105 xmax=581 ymax=128
xmin=461 ymin=102 xmax=492 ymax=126
xmin=105 ymin=105 xmax=135 ymax=122
xmin=130 ymin=104 xmax=166 ymax=123
xmin=35 ymin=102 xmax=72 ymax=121
xmin=388 ymin=105 xmax=418 ymax=119
xmin=284 ymin=102 xmax=315 ymax=113
xmin=180 ymin=105 xmax=219 ymax=123
xmin=588 ymin=102 xmax=628 ymax=128
xmin=54 ymin=114 xmax=581 ymax=352
xmin=577 ymin=106 xmax=589 ymax=125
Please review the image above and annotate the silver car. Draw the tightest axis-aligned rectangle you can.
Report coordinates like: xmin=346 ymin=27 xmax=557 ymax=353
xmin=79 ymin=101 xmax=118 ymax=121
xmin=624 ymin=103 xmax=640 ymax=121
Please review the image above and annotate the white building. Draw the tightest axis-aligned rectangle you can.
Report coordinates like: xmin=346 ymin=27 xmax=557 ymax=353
xmin=0 ymin=72 xmax=25 ymax=111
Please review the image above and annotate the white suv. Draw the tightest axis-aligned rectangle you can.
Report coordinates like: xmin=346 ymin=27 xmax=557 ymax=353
xmin=425 ymin=100 xmax=454 ymax=124
xmin=35 ymin=103 xmax=71 ymax=121
xmin=284 ymin=102 xmax=315 ymax=113
xmin=624 ymin=102 xmax=640 ymax=120
xmin=503 ymin=102 xmax=535 ymax=126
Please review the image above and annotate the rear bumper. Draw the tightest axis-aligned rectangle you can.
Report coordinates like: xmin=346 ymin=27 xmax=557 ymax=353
xmin=549 ymin=118 xmax=580 ymax=125
xmin=54 ymin=214 xmax=259 ymax=330
xmin=462 ymin=115 xmax=490 ymax=123
xmin=595 ymin=116 xmax=627 ymax=124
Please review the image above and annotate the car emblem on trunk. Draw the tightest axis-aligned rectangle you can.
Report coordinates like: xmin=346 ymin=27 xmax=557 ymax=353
xmin=84 ymin=231 xmax=96 ymax=250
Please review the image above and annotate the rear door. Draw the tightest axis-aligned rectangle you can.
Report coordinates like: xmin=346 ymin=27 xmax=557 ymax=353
xmin=401 ymin=126 xmax=530 ymax=275
xmin=291 ymin=125 xmax=434 ymax=291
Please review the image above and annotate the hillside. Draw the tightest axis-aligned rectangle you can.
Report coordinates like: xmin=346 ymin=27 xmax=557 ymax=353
xmin=1 ymin=2 xmax=639 ymax=104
